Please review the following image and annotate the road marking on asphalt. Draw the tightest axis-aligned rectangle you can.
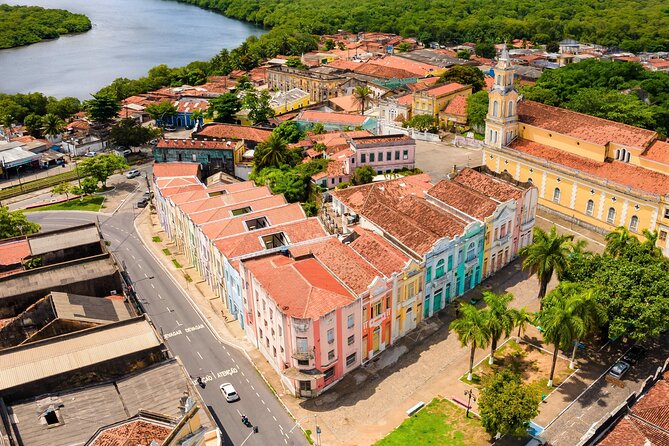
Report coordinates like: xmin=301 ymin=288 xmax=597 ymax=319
xmin=197 ymin=351 xmax=203 ymax=359
xmin=251 ymin=385 xmax=255 ymax=390
xmin=144 ymin=273 xmax=149 ymax=278
xmin=245 ymin=378 xmax=250 ymax=383
xmin=256 ymin=392 xmax=260 ymax=397
xmin=284 ymin=439 xmax=287 ymax=444
xmin=138 ymin=264 xmax=143 ymax=269
xmin=273 ymin=416 xmax=277 ymax=422
xmin=164 ymin=329 xmax=182 ymax=340
xmin=166 ymin=306 xmax=171 ymax=312
xmin=184 ymin=324 xmax=204 ymax=333
xmin=236 ymin=409 xmax=242 ymax=416
xmin=267 ymin=407 xmax=271 ymax=413
xmin=158 ymin=294 xmax=163 ymax=300
xmin=126 ymin=247 xmax=131 ymax=251
xmin=226 ymin=351 xmax=231 ymax=357
xmin=240 ymin=371 xmax=245 ymax=376
xmin=185 ymin=335 xmax=191 ymax=342
xmin=175 ymin=320 xmax=182 ymax=327
xmin=150 ymin=283 xmax=155 ymax=289
xmin=279 ymin=425 xmax=283 ymax=432
xmin=261 ymin=399 xmax=265 ymax=405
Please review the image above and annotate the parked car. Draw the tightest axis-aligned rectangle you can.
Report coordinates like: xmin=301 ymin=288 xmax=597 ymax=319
xmin=122 ymin=149 xmax=132 ymax=156
xmin=137 ymin=197 xmax=149 ymax=208
xmin=623 ymin=345 xmax=646 ymax=365
xmin=85 ymin=151 xmax=97 ymax=157
xmin=220 ymin=383 xmax=239 ymax=402
xmin=126 ymin=169 xmax=140 ymax=179
xmin=608 ymin=361 xmax=631 ymax=380
xmin=163 ymin=125 xmax=177 ymax=132
xmin=143 ymin=191 xmax=153 ymax=200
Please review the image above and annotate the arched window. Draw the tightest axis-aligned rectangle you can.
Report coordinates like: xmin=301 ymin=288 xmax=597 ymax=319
xmin=607 ymin=207 xmax=616 ymax=225
xmin=507 ymin=101 xmax=514 ymax=116
xmin=553 ymin=187 xmax=561 ymax=204
xmin=466 ymin=243 xmax=476 ymax=262
xmin=435 ymin=259 xmax=445 ymax=278
xmin=492 ymin=101 xmax=499 ymax=117
xmin=629 ymin=215 xmax=639 ymax=232
xmin=496 ymin=74 xmax=501 ymax=85
xmin=625 ymin=152 xmax=631 ymax=163
xmin=585 ymin=199 xmax=594 ymax=216
xmin=615 ymin=149 xmax=620 ymax=160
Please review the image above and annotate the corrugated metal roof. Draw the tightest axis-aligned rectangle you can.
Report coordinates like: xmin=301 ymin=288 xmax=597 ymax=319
xmin=0 ymin=317 xmax=160 ymax=391
xmin=28 ymin=224 xmax=101 ymax=255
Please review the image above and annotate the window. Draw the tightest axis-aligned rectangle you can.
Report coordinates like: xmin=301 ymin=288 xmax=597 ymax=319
xmin=507 ymin=101 xmax=514 ymax=116
xmin=244 ymin=216 xmax=269 ymax=231
xmin=299 ymin=380 xmax=311 ymax=391
xmin=372 ymin=302 xmax=382 ymax=317
xmin=327 ymin=328 xmax=334 ymax=344
xmin=296 ymin=336 xmax=308 ymax=353
xmin=348 ymin=334 xmax=354 ymax=345
xmin=331 ymin=178 xmax=335 ymax=185
xmin=435 ymin=259 xmax=445 ymax=278
xmin=278 ymin=326 xmax=282 ymax=337
xmin=407 ymin=282 xmax=415 ymax=298
xmin=261 ymin=232 xmax=288 ymax=249
xmin=378 ymin=152 xmax=383 ymax=161
xmin=447 ymin=255 xmax=453 ymax=271
xmin=585 ymin=199 xmax=594 ymax=216
xmin=361 ymin=153 xmax=366 ymax=163
xmin=395 ymin=150 xmax=400 ymax=160
xmin=493 ymin=101 xmax=499 ymax=117
xmin=346 ymin=353 xmax=357 ymax=367
xmin=660 ymin=231 xmax=667 ymax=241
xmin=466 ymin=243 xmax=476 ymax=262
xmin=403 ymin=150 xmax=409 ymax=160
xmin=273 ymin=347 xmax=276 ymax=357
xmin=328 ymin=350 xmax=335 ymax=361
xmin=425 ymin=266 xmax=432 ymax=283
xmin=607 ymin=207 xmax=616 ymax=225
xmin=192 ymin=154 xmax=197 ymax=162
xmin=297 ymin=359 xmax=309 ymax=366
xmin=664 ymin=208 xmax=669 ymax=219
xmin=553 ymin=187 xmax=561 ymax=204
xmin=43 ymin=409 xmax=61 ymax=426
xmin=387 ymin=151 xmax=392 ymax=161
xmin=369 ymin=153 xmax=375 ymax=162
xmin=324 ymin=367 xmax=335 ymax=381
xmin=629 ymin=215 xmax=639 ymax=232
xmin=231 ymin=206 xmax=252 ymax=216
xmin=347 ymin=314 xmax=354 ymax=328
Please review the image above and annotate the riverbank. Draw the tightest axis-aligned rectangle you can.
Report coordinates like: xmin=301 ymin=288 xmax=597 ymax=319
xmin=0 ymin=4 xmax=91 ymax=49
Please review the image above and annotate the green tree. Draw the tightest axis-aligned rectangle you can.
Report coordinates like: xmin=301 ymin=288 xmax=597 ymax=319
xmin=475 ymin=42 xmax=496 ymax=59
xmin=85 ymin=92 xmax=120 ymax=126
xmin=0 ymin=206 xmax=40 ymax=238
xmin=604 ymin=226 xmax=638 ymax=258
xmin=79 ymin=176 xmax=98 ymax=195
xmin=77 ymin=153 xmax=128 ymax=188
xmin=565 ymin=88 xmax=656 ymax=129
xmin=285 ymin=57 xmax=307 ymax=69
xmin=466 ymin=91 xmax=489 ymax=131
xmin=46 ymin=97 xmax=82 ymax=119
xmin=519 ymin=226 xmax=574 ymax=303
xmin=483 ymin=291 xmax=516 ymax=364
xmin=110 ymin=118 xmax=160 ymax=148
xmin=311 ymin=122 xmax=325 ymax=135
xmin=405 ymin=114 xmax=438 ymax=132
xmin=190 ymin=109 xmax=204 ymax=128
xmin=254 ymin=133 xmax=287 ymax=170
xmin=438 ymin=65 xmax=486 ymax=92
xmin=511 ymin=307 xmax=534 ymax=338
xmin=352 ymin=165 xmax=375 ymax=185
xmin=450 ymin=303 xmax=490 ymax=381
xmin=353 ymin=85 xmax=373 ymax=115
xmin=23 ymin=113 xmax=43 ymax=137
xmin=396 ymin=42 xmax=412 ymax=52
xmin=244 ymin=90 xmax=275 ymax=125
xmin=478 ymin=370 xmax=541 ymax=437
xmin=208 ymin=92 xmax=242 ymax=123
xmin=51 ymin=182 xmax=73 ymax=200
xmin=546 ymin=42 xmax=560 ymax=53
xmin=323 ymin=39 xmax=335 ymax=51
xmin=538 ymin=291 xmax=589 ymax=386
xmin=41 ymin=113 xmax=65 ymax=138
xmin=302 ymin=201 xmax=318 ymax=216
xmin=145 ymin=101 xmax=177 ymax=124
xmin=456 ymin=50 xmax=471 ymax=60
xmin=272 ymin=121 xmax=304 ymax=143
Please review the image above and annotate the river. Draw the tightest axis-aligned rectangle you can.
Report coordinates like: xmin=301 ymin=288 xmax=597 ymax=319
xmin=0 ymin=0 xmax=264 ymax=99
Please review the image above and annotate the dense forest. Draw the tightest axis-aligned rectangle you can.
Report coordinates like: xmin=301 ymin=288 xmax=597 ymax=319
xmin=522 ymin=60 xmax=669 ymax=136
xmin=174 ymin=0 xmax=669 ymax=52
xmin=0 ymin=4 xmax=91 ymax=49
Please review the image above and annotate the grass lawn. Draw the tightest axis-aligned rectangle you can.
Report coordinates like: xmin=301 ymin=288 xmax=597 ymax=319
xmin=374 ymin=399 xmax=489 ymax=446
xmin=461 ymin=339 xmax=572 ymax=396
xmin=26 ymin=196 xmax=105 ymax=212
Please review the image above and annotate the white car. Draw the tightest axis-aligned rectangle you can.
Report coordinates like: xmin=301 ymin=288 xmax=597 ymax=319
xmin=85 ymin=151 xmax=97 ymax=157
xmin=126 ymin=169 xmax=140 ymax=179
xmin=220 ymin=383 xmax=239 ymax=402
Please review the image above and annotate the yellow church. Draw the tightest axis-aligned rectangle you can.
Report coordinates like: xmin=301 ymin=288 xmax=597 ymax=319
xmin=483 ymin=49 xmax=669 ymax=257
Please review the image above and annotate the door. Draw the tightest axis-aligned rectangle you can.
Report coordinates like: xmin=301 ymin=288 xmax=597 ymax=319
xmin=423 ymin=295 xmax=430 ymax=318
xmin=433 ymin=290 xmax=443 ymax=313
xmin=372 ymin=327 xmax=381 ymax=352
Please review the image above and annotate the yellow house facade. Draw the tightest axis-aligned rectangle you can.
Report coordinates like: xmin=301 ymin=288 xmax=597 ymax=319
xmin=483 ymin=49 xmax=669 ymax=257
xmin=391 ymin=260 xmax=425 ymax=342
xmin=412 ymin=83 xmax=472 ymax=118
xmin=270 ymin=88 xmax=311 ymax=114
xmin=267 ymin=65 xmax=347 ymax=103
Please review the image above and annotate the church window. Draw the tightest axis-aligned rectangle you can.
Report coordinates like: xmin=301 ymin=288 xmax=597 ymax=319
xmin=625 ymin=152 xmax=631 ymax=163
xmin=629 ymin=215 xmax=639 ymax=232
xmin=585 ymin=200 xmax=594 ymax=216
xmin=492 ymin=101 xmax=499 ymax=117
xmin=606 ymin=207 xmax=616 ymax=225
xmin=552 ymin=187 xmax=561 ymax=204
xmin=507 ymin=101 xmax=514 ymax=116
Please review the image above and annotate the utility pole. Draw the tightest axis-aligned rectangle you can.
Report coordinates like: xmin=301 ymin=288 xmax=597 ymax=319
xmin=464 ymin=389 xmax=476 ymax=418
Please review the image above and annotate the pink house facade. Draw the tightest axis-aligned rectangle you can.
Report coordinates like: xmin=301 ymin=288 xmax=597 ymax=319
xmin=350 ymin=134 xmax=416 ymax=175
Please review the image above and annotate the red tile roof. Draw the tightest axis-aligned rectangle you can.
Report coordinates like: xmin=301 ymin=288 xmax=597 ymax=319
xmin=298 ymin=110 xmax=369 ymax=126
xmin=518 ymin=100 xmax=658 ymax=149
xmin=353 ymin=63 xmax=417 ymax=80
xmin=332 ymin=174 xmax=432 ymax=210
xmin=290 ymin=238 xmax=380 ymax=294
xmin=153 ymin=162 xmax=200 ymax=178
xmin=156 ymin=139 xmax=235 ymax=150
xmin=312 ymin=159 xmax=346 ymax=181
xmin=194 ymin=124 xmax=272 ymax=143
xmin=351 ymin=134 xmax=413 ymax=145
xmin=173 ymin=99 xmax=209 ymax=113
xmin=0 ymin=239 xmax=30 ymax=267
xmin=201 ymin=203 xmax=305 ymax=240
xmin=643 ymin=140 xmax=669 ymax=166
xmin=349 ymin=227 xmax=410 ymax=277
xmin=423 ymin=82 xmax=468 ymax=98
xmin=88 ymin=419 xmax=172 ymax=446
xmin=307 ymin=130 xmax=372 ymax=154
xmin=178 ymin=187 xmax=273 ymax=215
xmin=329 ymin=95 xmax=360 ymax=113
xmin=509 ymin=138 xmax=669 ymax=195
xmin=368 ymin=55 xmax=441 ymax=77
xmin=453 ymin=168 xmax=523 ymax=202
xmin=190 ymin=194 xmax=287 ymax=224
xmin=155 ymin=176 xmax=202 ymax=190
xmin=427 ymin=180 xmax=499 ymax=220
xmin=244 ymin=254 xmax=356 ymax=319
xmin=443 ymin=94 xmax=468 ymax=117
xmin=217 ymin=218 xmax=328 ymax=260
xmin=160 ymin=184 xmax=205 ymax=198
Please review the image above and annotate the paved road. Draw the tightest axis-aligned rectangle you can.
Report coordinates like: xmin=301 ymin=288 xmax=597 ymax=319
xmin=28 ymin=170 xmax=308 ymax=446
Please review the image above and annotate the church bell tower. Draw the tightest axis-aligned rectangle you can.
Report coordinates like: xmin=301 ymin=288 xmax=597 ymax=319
xmin=485 ymin=47 xmax=519 ymax=149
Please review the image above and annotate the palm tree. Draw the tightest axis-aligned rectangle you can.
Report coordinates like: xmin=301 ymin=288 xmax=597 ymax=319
xmin=641 ymin=229 xmax=661 ymax=256
xmin=257 ymin=133 xmax=287 ymax=170
xmin=41 ymin=113 xmax=65 ymax=139
xmin=605 ymin=226 xmax=638 ymax=257
xmin=1 ymin=113 xmax=14 ymax=139
xmin=511 ymin=307 xmax=534 ymax=338
xmin=353 ymin=85 xmax=372 ymax=115
xmin=538 ymin=292 xmax=587 ymax=387
xmin=451 ymin=303 xmax=490 ymax=381
xmin=482 ymin=291 xmax=515 ymax=364
xmin=519 ymin=226 xmax=574 ymax=304
xmin=190 ymin=109 xmax=204 ymax=130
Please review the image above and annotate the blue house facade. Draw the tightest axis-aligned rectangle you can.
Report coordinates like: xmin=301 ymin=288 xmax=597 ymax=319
xmin=155 ymin=99 xmax=208 ymax=129
xmin=153 ymin=138 xmax=238 ymax=176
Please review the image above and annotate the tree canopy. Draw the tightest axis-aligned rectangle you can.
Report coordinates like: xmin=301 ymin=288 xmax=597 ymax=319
xmin=244 ymin=89 xmax=275 ymax=125
xmin=110 ymin=118 xmax=161 ymax=148
xmin=85 ymin=93 xmax=121 ymax=126
xmin=77 ymin=153 xmax=128 ymax=188
xmin=208 ymin=92 xmax=242 ymax=123
xmin=466 ymin=91 xmax=489 ymax=132
xmin=272 ymin=121 xmax=304 ymax=144
xmin=438 ymin=65 xmax=486 ymax=92
xmin=0 ymin=206 xmax=40 ymax=238
xmin=0 ymin=5 xmax=91 ymax=49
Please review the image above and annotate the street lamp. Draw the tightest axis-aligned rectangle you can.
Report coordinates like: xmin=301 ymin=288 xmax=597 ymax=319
xmin=464 ymin=389 xmax=476 ymax=418
xmin=289 ymin=415 xmax=322 ymax=446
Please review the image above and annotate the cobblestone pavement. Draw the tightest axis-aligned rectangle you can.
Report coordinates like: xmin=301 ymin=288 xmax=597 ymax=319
xmin=414 ymin=139 xmax=482 ymax=182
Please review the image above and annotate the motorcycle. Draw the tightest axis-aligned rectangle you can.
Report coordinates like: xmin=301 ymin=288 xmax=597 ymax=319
xmin=196 ymin=377 xmax=205 ymax=388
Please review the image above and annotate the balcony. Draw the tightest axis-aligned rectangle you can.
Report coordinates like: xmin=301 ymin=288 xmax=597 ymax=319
xmin=494 ymin=233 xmax=510 ymax=247
xmin=291 ymin=350 xmax=314 ymax=361
xmin=521 ymin=218 xmax=535 ymax=232
xmin=465 ymin=255 xmax=479 ymax=267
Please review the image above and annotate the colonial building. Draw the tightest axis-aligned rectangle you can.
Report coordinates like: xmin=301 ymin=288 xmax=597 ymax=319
xmin=267 ymin=65 xmax=347 ymax=103
xmin=349 ymin=134 xmax=416 ymax=175
xmin=154 ymin=138 xmax=243 ymax=176
xmin=412 ymin=82 xmax=472 ymax=119
xmin=484 ymin=49 xmax=669 ymax=257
